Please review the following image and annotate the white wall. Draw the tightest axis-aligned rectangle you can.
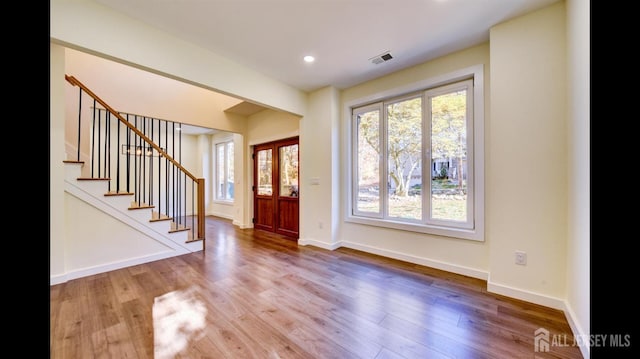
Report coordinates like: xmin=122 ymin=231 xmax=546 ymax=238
xmin=246 ymin=109 xmax=300 ymax=145
xmin=64 ymin=193 xmax=174 ymax=272
xmin=488 ymin=2 xmax=567 ymax=307
xmin=177 ymin=133 xmax=200 ymax=215
xmin=51 ymin=43 xmax=66 ymax=280
xmin=51 ymin=0 xmax=307 ymax=117
xmin=232 ymin=133 xmax=245 ymax=227
xmin=299 ymin=86 xmax=341 ymax=248
xmin=566 ymin=0 xmax=590 ymax=355
xmin=195 ymin=134 xmax=211 ymax=212
xmin=339 ymin=44 xmax=491 ymax=279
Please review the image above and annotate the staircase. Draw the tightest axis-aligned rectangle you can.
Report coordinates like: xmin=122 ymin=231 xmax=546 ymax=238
xmin=62 ymin=75 xmax=205 ymax=270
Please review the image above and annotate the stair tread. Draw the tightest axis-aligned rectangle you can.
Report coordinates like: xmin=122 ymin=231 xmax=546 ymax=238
xmin=128 ymin=204 xmax=155 ymax=210
xmin=185 ymin=237 xmax=204 ymax=243
xmin=77 ymin=177 xmax=111 ymax=181
xmin=63 ymin=160 xmax=84 ymax=164
xmin=105 ymin=191 xmax=134 ymax=196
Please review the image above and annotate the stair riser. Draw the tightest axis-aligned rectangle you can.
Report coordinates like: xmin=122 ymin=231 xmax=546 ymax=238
xmin=103 ymin=195 xmax=134 ymax=209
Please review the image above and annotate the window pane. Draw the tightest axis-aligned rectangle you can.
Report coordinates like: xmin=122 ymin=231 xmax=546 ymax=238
xmin=387 ymin=97 xmax=422 ymax=220
xmin=226 ymin=142 xmax=234 ymax=199
xmin=216 ymin=144 xmax=225 ymax=199
xmin=430 ymin=89 xmax=467 ymax=221
xmin=356 ymin=110 xmax=380 ymax=213
xmin=257 ymin=149 xmax=273 ymax=195
xmin=279 ymin=144 xmax=299 ymax=197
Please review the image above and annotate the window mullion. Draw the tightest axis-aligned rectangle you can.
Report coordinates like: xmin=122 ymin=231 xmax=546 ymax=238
xmin=465 ymin=82 xmax=474 ymax=228
xmin=380 ymin=103 xmax=388 ymax=220
xmin=422 ymin=93 xmax=430 ymax=224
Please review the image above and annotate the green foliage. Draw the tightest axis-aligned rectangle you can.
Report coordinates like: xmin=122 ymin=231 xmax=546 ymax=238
xmin=431 ymin=90 xmax=467 ymax=160
xmin=386 ymin=97 xmax=422 ymax=196
xmin=432 ymin=166 xmax=449 ymax=180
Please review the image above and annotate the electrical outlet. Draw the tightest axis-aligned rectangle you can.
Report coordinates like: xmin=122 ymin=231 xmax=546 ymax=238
xmin=515 ymin=251 xmax=527 ymax=265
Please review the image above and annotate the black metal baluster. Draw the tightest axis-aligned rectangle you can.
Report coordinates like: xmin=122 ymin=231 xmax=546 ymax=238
xmin=142 ymin=117 xmax=147 ymax=206
xmin=106 ymin=111 xmax=111 ymax=191
xmin=91 ymin=102 xmax=96 ymax=177
xmin=165 ymin=120 xmax=169 ymax=217
xmin=178 ymin=123 xmax=182 ymax=228
xmin=134 ymin=115 xmax=138 ymax=205
xmin=158 ymin=118 xmax=162 ymax=215
xmin=191 ymin=180 xmax=195 ymax=238
xmin=126 ymin=114 xmax=131 ymax=194
xmin=177 ymin=171 xmax=181 ymax=229
xmin=116 ymin=115 xmax=121 ymax=193
xmin=173 ymin=121 xmax=176 ymax=225
xmin=97 ymin=108 xmax=102 ymax=178
xmin=149 ymin=117 xmax=154 ymax=207
xmin=76 ymin=88 xmax=82 ymax=161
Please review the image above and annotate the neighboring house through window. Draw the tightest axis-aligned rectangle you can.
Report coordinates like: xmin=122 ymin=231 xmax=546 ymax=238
xmin=347 ymin=65 xmax=484 ymax=241
xmin=215 ymin=140 xmax=234 ymax=201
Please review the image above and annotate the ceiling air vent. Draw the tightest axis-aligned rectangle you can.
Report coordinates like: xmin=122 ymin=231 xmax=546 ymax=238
xmin=370 ymin=51 xmax=393 ymax=65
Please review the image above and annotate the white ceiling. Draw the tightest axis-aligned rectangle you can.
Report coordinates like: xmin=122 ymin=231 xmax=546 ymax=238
xmin=94 ymin=0 xmax=559 ymax=93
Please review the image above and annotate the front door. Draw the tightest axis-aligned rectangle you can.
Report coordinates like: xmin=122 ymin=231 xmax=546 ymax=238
xmin=253 ymin=137 xmax=299 ymax=239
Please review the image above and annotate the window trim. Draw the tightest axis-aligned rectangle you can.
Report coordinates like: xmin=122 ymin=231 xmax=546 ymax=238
xmin=214 ymin=139 xmax=235 ymax=203
xmin=344 ymin=65 xmax=484 ymax=241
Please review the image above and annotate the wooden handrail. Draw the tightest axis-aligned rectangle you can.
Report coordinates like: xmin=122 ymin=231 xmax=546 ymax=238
xmin=65 ymin=75 xmax=198 ymax=182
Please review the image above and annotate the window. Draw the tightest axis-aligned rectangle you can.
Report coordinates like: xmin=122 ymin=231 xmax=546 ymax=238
xmin=348 ymin=66 xmax=484 ymax=241
xmin=215 ymin=140 xmax=234 ymax=201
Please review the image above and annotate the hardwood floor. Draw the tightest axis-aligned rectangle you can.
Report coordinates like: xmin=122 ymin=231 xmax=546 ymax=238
xmin=50 ymin=216 xmax=583 ymax=358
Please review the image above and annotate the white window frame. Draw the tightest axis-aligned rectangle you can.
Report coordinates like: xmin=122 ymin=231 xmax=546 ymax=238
xmin=352 ymin=102 xmax=384 ymax=219
xmin=345 ymin=65 xmax=484 ymax=241
xmin=214 ymin=139 xmax=234 ymax=202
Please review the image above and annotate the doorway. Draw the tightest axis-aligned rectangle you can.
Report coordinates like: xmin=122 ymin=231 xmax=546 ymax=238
xmin=253 ymin=137 xmax=299 ymax=239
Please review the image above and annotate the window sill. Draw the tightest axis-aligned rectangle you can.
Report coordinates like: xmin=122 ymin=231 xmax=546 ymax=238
xmin=345 ymin=215 xmax=483 ymax=241
xmin=213 ymin=200 xmax=234 ymax=205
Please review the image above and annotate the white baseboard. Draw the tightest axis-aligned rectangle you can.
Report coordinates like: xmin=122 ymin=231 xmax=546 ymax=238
xmin=486 ymin=279 xmax=565 ymax=310
xmin=50 ymin=273 xmax=68 ymax=286
xmin=232 ymin=220 xmax=252 ymax=229
xmin=298 ymin=239 xmax=488 ymax=280
xmin=336 ymin=241 xmax=488 ymax=280
xmin=210 ymin=211 xmax=233 ymax=220
xmin=50 ymin=251 xmax=177 ymax=285
xmin=563 ymin=301 xmax=590 ymax=358
xmin=298 ymin=238 xmax=343 ymax=250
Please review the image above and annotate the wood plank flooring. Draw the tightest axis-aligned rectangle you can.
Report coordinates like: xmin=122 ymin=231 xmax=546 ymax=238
xmin=50 ymin=216 xmax=583 ymax=358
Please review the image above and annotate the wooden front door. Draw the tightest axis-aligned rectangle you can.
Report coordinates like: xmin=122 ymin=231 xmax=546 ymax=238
xmin=253 ymin=137 xmax=299 ymax=239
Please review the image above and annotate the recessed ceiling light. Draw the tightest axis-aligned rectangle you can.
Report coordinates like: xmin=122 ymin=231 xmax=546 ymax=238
xmin=303 ymin=55 xmax=315 ymax=63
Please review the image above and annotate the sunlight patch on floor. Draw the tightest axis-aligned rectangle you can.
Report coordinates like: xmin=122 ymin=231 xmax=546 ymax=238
xmin=153 ymin=286 xmax=207 ymax=359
